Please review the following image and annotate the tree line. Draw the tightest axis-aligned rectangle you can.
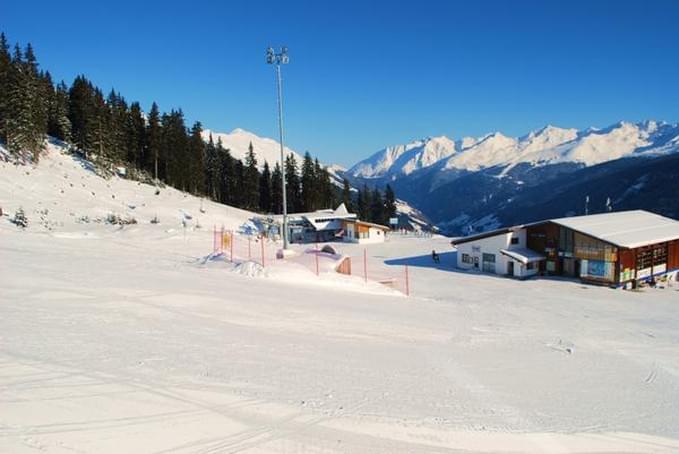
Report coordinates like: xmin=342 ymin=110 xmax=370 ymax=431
xmin=0 ymin=32 xmax=397 ymax=221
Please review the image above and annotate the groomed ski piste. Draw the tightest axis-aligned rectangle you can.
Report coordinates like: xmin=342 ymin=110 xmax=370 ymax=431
xmin=1 ymin=142 xmax=679 ymax=453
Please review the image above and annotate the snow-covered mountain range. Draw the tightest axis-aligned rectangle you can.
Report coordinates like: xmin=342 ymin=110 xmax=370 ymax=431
xmin=348 ymin=121 xmax=679 ymax=179
xmin=344 ymin=120 xmax=679 ymax=233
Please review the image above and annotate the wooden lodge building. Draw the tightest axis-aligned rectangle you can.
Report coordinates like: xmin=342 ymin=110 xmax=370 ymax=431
xmin=451 ymin=210 xmax=679 ymax=287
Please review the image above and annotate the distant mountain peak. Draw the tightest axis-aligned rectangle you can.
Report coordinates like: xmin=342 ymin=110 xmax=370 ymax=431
xmin=348 ymin=120 xmax=679 ymax=179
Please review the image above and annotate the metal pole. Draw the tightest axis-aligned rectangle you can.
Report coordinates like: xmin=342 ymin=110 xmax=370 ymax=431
xmin=276 ymin=63 xmax=289 ymax=250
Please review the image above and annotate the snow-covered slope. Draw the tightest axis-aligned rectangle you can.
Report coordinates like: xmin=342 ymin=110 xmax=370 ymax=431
xmin=0 ymin=139 xmax=254 ymax=232
xmin=202 ymin=128 xmax=302 ymax=170
xmin=349 ymin=121 xmax=679 ymax=178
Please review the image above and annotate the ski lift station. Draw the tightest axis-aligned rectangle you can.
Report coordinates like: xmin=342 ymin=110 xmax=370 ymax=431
xmin=451 ymin=210 xmax=679 ymax=288
xmin=264 ymin=203 xmax=389 ymax=244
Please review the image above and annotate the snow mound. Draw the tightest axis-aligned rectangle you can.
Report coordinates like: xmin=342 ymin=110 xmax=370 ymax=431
xmin=232 ymin=260 xmax=267 ymax=278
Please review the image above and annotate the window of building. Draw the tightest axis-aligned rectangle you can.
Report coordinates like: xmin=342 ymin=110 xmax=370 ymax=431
xmin=511 ymin=237 xmax=519 ymax=245
xmin=527 ymin=262 xmax=535 ymax=270
xmin=461 ymin=253 xmax=471 ymax=264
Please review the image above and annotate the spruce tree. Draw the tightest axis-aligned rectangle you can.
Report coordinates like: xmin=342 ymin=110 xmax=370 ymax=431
xmin=126 ymin=102 xmax=145 ymax=168
xmin=145 ymin=102 xmax=161 ymax=180
xmin=301 ymin=152 xmax=316 ymax=211
xmin=6 ymin=43 xmax=46 ymax=161
xmin=384 ymin=184 xmax=397 ymax=223
xmin=271 ymin=162 xmax=283 ymax=214
xmin=217 ymin=140 xmax=235 ymax=205
xmin=370 ymin=188 xmax=385 ymax=225
xmin=48 ymin=81 xmax=71 ymax=142
xmin=188 ymin=121 xmax=205 ymax=195
xmin=357 ymin=184 xmax=371 ymax=221
xmin=233 ymin=159 xmax=245 ymax=208
xmin=259 ymin=161 xmax=272 ymax=213
xmin=243 ymin=142 xmax=259 ymax=210
xmin=0 ymin=33 xmax=11 ymax=142
xmin=285 ymin=154 xmax=302 ymax=212
xmin=204 ymin=134 xmax=217 ymax=199
xmin=342 ymin=178 xmax=353 ymax=212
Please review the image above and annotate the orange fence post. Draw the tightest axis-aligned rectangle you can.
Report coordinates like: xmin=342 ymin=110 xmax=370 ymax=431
xmin=363 ymin=249 xmax=368 ymax=283
xmin=405 ymin=264 xmax=410 ymax=296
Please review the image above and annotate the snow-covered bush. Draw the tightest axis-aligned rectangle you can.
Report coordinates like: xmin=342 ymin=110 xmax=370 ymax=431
xmin=106 ymin=213 xmax=137 ymax=225
xmin=11 ymin=207 xmax=28 ymax=228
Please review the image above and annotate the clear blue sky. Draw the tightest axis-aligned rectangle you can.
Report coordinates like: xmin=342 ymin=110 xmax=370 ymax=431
xmin=4 ymin=0 xmax=679 ymax=166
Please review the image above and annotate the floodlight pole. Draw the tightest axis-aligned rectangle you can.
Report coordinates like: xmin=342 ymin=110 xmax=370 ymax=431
xmin=267 ymin=47 xmax=289 ymax=250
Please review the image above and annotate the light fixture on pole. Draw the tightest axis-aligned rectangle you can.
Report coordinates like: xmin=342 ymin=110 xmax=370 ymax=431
xmin=266 ymin=46 xmax=290 ymax=250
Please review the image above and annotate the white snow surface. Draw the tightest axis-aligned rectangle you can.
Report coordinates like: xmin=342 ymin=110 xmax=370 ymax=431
xmin=2 ymin=144 xmax=679 ymax=453
xmin=348 ymin=120 xmax=679 ymax=178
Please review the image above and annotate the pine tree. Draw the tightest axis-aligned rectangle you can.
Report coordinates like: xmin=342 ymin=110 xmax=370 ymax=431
xmin=301 ymin=152 xmax=316 ymax=211
xmin=217 ymin=140 xmax=235 ymax=205
xmin=259 ymin=161 xmax=272 ymax=213
xmin=204 ymin=134 xmax=217 ymax=199
xmin=145 ymin=102 xmax=161 ymax=180
xmin=0 ymin=33 xmax=11 ymax=142
xmin=188 ymin=121 xmax=205 ymax=194
xmin=233 ymin=159 xmax=245 ymax=208
xmin=106 ymin=89 xmax=128 ymax=162
xmin=271 ymin=162 xmax=283 ymax=214
xmin=285 ymin=154 xmax=302 ymax=212
xmin=357 ymin=184 xmax=371 ymax=221
xmin=161 ymin=109 xmax=189 ymax=188
xmin=384 ymin=184 xmax=397 ymax=223
xmin=317 ymin=163 xmax=335 ymax=209
xmin=243 ymin=142 xmax=259 ymax=210
xmin=68 ymin=75 xmax=97 ymax=156
xmin=48 ymin=81 xmax=71 ymax=142
xmin=126 ymin=102 xmax=145 ymax=168
xmin=5 ymin=43 xmax=46 ymax=161
xmin=370 ymin=188 xmax=385 ymax=225
xmin=342 ymin=178 xmax=353 ymax=212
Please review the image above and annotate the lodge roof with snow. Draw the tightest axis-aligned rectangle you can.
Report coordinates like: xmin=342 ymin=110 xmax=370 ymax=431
xmin=548 ymin=210 xmax=679 ymax=249
xmin=451 ymin=210 xmax=679 ymax=250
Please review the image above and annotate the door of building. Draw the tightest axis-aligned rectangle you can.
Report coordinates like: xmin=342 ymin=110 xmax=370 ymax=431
xmin=507 ymin=261 xmax=514 ymax=276
xmin=482 ymin=253 xmax=496 ymax=273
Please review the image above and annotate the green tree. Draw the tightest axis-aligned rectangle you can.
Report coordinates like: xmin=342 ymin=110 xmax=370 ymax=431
xmin=384 ymin=184 xmax=397 ymax=223
xmin=341 ymin=178 xmax=353 ymax=212
xmin=271 ymin=162 xmax=283 ymax=214
xmin=259 ymin=161 xmax=272 ymax=213
xmin=145 ymin=102 xmax=161 ymax=180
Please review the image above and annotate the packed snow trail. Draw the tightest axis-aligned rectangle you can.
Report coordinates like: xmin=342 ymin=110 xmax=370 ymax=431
xmin=2 ymin=145 xmax=679 ymax=453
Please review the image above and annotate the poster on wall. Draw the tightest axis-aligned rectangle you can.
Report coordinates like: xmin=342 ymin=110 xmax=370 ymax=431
xmin=581 ymin=259 xmax=614 ymax=281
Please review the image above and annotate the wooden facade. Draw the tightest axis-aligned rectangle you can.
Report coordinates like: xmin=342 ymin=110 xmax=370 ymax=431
xmin=526 ymin=222 xmax=679 ymax=287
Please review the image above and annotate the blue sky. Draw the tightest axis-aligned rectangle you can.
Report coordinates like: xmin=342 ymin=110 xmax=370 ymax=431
xmin=4 ymin=0 xmax=679 ymax=166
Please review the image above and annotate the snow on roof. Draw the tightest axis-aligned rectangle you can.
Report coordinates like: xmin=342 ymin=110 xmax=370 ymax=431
xmin=334 ymin=203 xmax=349 ymax=215
xmin=550 ymin=210 xmax=679 ymax=249
xmin=500 ymin=247 xmax=545 ymax=264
